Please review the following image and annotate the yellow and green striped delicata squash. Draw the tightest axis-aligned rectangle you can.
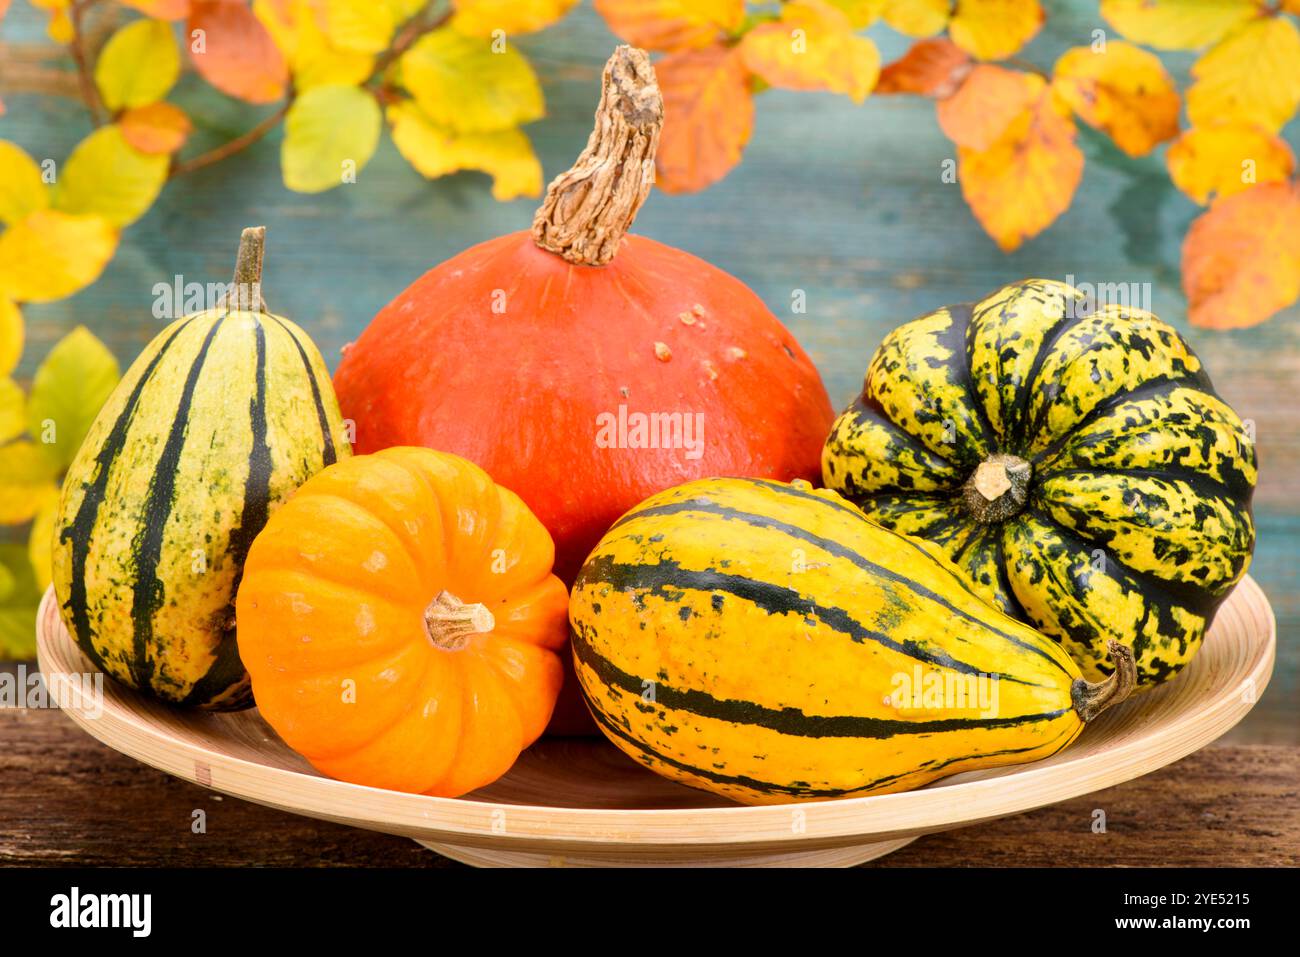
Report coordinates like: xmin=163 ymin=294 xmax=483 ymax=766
xmin=822 ymin=279 xmax=1256 ymax=687
xmin=569 ymin=477 xmax=1136 ymax=805
xmin=52 ymin=228 xmax=352 ymax=710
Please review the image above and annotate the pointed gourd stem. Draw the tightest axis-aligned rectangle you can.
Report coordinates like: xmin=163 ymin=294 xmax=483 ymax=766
xmin=225 ymin=225 xmax=269 ymax=313
xmin=1071 ymin=640 xmax=1137 ymax=722
xmin=424 ymin=590 xmax=495 ymax=651
xmin=531 ymin=45 xmax=662 ymax=267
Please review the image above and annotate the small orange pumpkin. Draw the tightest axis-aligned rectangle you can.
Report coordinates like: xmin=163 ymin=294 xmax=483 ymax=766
xmin=235 ymin=447 xmax=569 ymax=796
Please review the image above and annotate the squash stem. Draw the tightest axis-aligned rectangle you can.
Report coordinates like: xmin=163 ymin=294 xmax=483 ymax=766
xmin=530 ymin=45 xmax=662 ymax=266
xmin=424 ymin=590 xmax=495 ymax=651
xmin=224 ymin=225 xmax=269 ymax=313
xmin=1071 ymin=640 xmax=1137 ymax=722
xmin=960 ymin=453 xmax=1031 ymax=523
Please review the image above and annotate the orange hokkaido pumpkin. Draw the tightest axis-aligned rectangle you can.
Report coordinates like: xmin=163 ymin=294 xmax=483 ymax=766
xmin=234 ymin=447 xmax=569 ymax=796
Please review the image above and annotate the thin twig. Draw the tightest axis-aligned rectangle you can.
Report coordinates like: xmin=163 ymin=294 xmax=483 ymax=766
xmin=169 ymin=102 xmax=290 ymax=177
xmin=369 ymin=1 xmax=452 ymax=81
xmin=68 ymin=0 xmax=104 ymax=126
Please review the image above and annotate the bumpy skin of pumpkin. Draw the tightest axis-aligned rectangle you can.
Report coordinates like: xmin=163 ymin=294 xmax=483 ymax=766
xmin=570 ymin=477 xmax=1097 ymax=806
xmin=235 ymin=447 xmax=569 ymax=797
xmin=822 ymin=280 xmax=1256 ymax=686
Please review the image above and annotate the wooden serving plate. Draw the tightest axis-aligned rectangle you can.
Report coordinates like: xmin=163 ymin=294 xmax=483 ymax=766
xmin=36 ymin=579 xmax=1275 ymax=867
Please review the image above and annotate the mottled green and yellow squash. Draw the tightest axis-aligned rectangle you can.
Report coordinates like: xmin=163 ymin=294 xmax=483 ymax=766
xmin=822 ymin=279 xmax=1256 ymax=686
xmin=51 ymin=228 xmax=352 ymax=710
xmin=569 ymin=477 xmax=1134 ymax=806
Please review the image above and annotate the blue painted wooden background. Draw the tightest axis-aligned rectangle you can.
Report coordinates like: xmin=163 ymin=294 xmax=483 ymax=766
xmin=2 ymin=2 xmax=1295 ymax=740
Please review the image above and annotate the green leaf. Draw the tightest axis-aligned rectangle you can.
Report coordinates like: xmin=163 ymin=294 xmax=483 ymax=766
xmin=26 ymin=326 xmax=120 ymax=472
xmin=0 ymin=544 xmax=41 ymax=659
xmin=94 ymin=18 xmax=181 ymax=111
xmin=400 ymin=27 xmax=544 ymax=133
xmin=281 ymin=84 xmax=382 ymax=193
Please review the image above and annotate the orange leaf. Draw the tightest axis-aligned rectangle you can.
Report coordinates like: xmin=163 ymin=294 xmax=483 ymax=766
xmin=592 ymin=0 xmax=744 ymax=52
xmin=876 ymin=38 xmax=971 ymax=96
xmin=119 ymin=102 xmax=194 ymax=154
xmin=1167 ymin=121 xmax=1294 ymax=205
xmin=1182 ymin=181 xmax=1300 ymax=329
xmin=655 ymin=45 xmax=754 ymax=194
xmin=739 ymin=0 xmax=879 ymax=103
xmin=188 ymin=0 xmax=288 ymax=104
xmin=120 ymin=0 xmax=191 ymax=19
xmin=959 ymin=90 xmax=1083 ymax=251
xmin=938 ymin=65 xmax=1042 ymax=151
xmin=1051 ymin=41 xmax=1180 ymax=157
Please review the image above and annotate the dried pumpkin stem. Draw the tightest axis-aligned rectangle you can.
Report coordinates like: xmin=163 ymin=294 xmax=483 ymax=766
xmin=531 ymin=45 xmax=662 ymax=266
xmin=223 ymin=225 xmax=269 ymax=313
xmin=424 ymin=590 xmax=496 ymax=651
xmin=1071 ymin=640 xmax=1137 ymax=722
xmin=961 ymin=453 xmax=1031 ymax=523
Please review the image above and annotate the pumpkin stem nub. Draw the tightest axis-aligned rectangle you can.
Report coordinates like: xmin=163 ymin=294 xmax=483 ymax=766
xmin=531 ymin=45 xmax=662 ymax=267
xmin=960 ymin=453 xmax=1031 ymax=523
xmin=223 ymin=225 xmax=269 ymax=314
xmin=424 ymin=590 xmax=495 ymax=651
xmin=1071 ymin=640 xmax=1137 ymax=722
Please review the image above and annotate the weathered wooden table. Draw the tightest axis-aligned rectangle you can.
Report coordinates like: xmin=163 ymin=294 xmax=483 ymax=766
xmin=2 ymin=709 xmax=1295 ymax=867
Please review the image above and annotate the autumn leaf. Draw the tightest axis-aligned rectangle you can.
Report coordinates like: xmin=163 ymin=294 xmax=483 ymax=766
xmin=0 ymin=442 xmax=58 ymax=525
xmin=959 ymin=90 xmax=1083 ymax=251
xmin=0 ymin=299 xmax=21 ymax=377
xmin=0 ymin=140 xmax=48 ymax=227
xmin=400 ymin=28 xmax=543 ymax=133
xmin=1099 ymin=0 xmax=1256 ymax=51
xmin=739 ymin=0 xmax=880 ymax=103
xmin=0 ymin=543 xmax=41 ymax=658
xmin=322 ymin=0 xmax=395 ymax=54
xmin=948 ymin=0 xmax=1043 ymax=61
xmin=255 ymin=0 xmax=374 ymax=90
xmin=881 ymin=0 xmax=949 ymax=37
xmin=188 ymin=0 xmax=289 ymax=104
xmin=94 ymin=18 xmax=180 ymax=111
xmin=388 ymin=100 xmax=542 ymax=200
xmin=938 ymin=66 xmax=1041 ymax=151
xmin=876 ymin=38 xmax=970 ymax=96
xmin=593 ymin=0 xmax=744 ymax=52
xmin=1187 ymin=15 xmax=1300 ymax=133
xmin=282 ymin=84 xmax=382 ymax=193
xmin=1051 ymin=41 xmax=1179 ymax=157
xmin=1167 ymin=122 xmax=1295 ymax=204
xmin=451 ymin=0 xmax=580 ymax=37
xmin=120 ymin=0 xmax=191 ymax=19
xmin=29 ymin=494 xmax=57 ymax=593
xmin=0 ymin=211 xmax=117 ymax=303
xmin=53 ymin=125 xmax=168 ymax=227
xmin=655 ymin=45 xmax=754 ymax=194
xmin=0 ymin=376 xmax=23 ymax=442
xmin=26 ymin=326 xmax=121 ymax=472
xmin=119 ymin=102 xmax=194 ymax=154
xmin=1183 ymin=181 xmax=1300 ymax=329
xmin=825 ymin=0 xmax=886 ymax=29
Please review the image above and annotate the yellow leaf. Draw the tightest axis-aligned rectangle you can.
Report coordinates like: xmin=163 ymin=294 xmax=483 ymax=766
xmin=322 ymin=0 xmax=394 ymax=54
xmin=1051 ymin=41 xmax=1180 ymax=157
xmin=1167 ymin=122 xmax=1295 ymax=204
xmin=0 ymin=441 xmax=58 ymax=525
xmin=29 ymin=491 xmax=58 ymax=592
xmin=452 ymin=0 xmax=579 ymax=37
xmin=255 ymin=0 xmax=374 ymax=91
xmin=388 ymin=101 xmax=542 ymax=200
xmin=282 ymin=84 xmax=382 ymax=193
xmin=94 ymin=18 xmax=181 ymax=111
xmin=0 ymin=211 xmax=117 ymax=304
xmin=939 ymin=66 xmax=1042 ymax=151
xmin=655 ymin=45 xmax=754 ymax=194
xmin=592 ymin=0 xmax=745 ymax=52
xmin=0 ymin=299 xmax=21 ymax=377
xmin=46 ymin=7 xmax=73 ymax=43
xmin=1187 ymin=15 xmax=1300 ymax=133
xmin=401 ymin=27 xmax=543 ymax=133
xmin=0 ymin=378 xmax=24 ymax=442
xmin=949 ymin=0 xmax=1043 ymax=61
xmin=825 ymin=0 xmax=887 ymax=29
xmin=959 ymin=91 xmax=1083 ymax=251
xmin=53 ymin=125 xmax=168 ymax=227
xmin=881 ymin=0 xmax=949 ymax=37
xmin=119 ymin=102 xmax=194 ymax=154
xmin=1100 ymin=0 xmax=1256 ymax=50
xmin=1183 ymin=182 xmax=1300 ymax=329
xmin=740 ymin=0 xmax=879 ymax=103
xmin=0 ymin=140 xmax=49 ymax=227
xmin=26 ymin=326 xmax=121 ymax=472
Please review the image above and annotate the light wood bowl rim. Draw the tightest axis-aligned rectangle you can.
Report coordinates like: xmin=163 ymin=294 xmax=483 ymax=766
xmin=35 ymin=579 xmax=1275 ymax=853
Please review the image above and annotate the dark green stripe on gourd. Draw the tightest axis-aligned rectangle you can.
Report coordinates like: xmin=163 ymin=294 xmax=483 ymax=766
xmin=52 ymin=227 xmax=353 ymax=710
